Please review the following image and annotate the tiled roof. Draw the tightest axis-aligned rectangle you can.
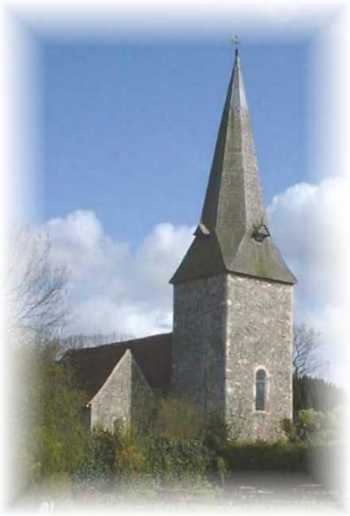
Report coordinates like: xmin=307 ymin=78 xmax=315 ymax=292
xmin=171 ymin=49 xmax=296 ymax=286
xmin=63 ymin=332 xmax=172 ymax=399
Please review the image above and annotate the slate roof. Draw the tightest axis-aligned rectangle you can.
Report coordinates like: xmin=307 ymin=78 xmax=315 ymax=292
xmin=63 ymin=332 xmax=172 ymax=401
xmin=171 ymin=49 xmax=296 ymax=285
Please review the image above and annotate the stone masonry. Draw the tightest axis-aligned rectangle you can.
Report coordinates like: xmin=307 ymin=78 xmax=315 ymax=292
xmin=225 ymin=275 xmax=293 ymax=440
xmin=89 ymin=349 xmax=154 ymax=432
xmin=172 ymin=275 xmax=226 ymax=416
xmin=172 ymin=274 xmax=293 ymax=440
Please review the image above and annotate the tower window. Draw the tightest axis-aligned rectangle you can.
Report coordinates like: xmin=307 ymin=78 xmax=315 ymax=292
xmin=255 ymin=369 xmax=267 ymax=411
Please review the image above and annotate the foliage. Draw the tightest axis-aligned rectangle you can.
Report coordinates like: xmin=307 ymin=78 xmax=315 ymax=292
xmin=144 ymin=435 xmax=211 ymax=485
xmin=293 ymin=373 xmax=346 ymax=414
xmin=202 ymin=411 xmax=231 ymax=451
xmin=22 ymin=342 xmax=90 ymax=486
xmin=75 ymin=428 xmax=118 ymax=484
xmin=221 ymin=439 xmax=308 ymax=472
xmin=216 ymin=456 xmax=227 ymax=486
xmin=24 ymin=369 xmax=344 ymax=498
xmin=297 ymin=409 xmax=319 ymax=439
xmin=281 ymin=407 xmax=343 ymax=446
xmin=280 ymin=418 xmax=298 ymax=443
xmin=113 ymin=404 xmax=213 ymax=485
xmin=75 ymin=411 xmax=214 ymax=489
xmin=152 ymin=397 xmax=204 ymax=441
xmin=114 ymin=427 xmax=146 ymax=479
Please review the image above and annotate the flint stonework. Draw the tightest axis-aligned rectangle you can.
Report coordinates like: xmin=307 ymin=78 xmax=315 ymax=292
xmin=173 ymin=274 xmax=293 ymax=440
xmin=90 ymin=349 xmax=154 ymax=432
xmin=172 ymin=275 xmax=226 ymax=415
xmin=225 ymin=275 xmax=293 ymax=440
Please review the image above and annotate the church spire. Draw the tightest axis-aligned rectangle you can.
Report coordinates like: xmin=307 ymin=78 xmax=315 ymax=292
xmin=199 ymin=44 xmax=264 ymax=239
xmin=171 ymin=48 xmax=296 ymax=285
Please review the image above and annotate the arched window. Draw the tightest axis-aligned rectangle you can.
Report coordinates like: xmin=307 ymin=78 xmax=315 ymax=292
xmin=255 ymin=369 xmax=267 ymax=411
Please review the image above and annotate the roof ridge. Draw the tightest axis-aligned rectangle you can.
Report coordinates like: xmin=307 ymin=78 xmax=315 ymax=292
xmin=65 ymin=332 xmax=173 ymax=355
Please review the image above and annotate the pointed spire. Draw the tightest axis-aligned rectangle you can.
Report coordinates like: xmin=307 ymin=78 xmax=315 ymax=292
xmin=199 ymin=43 xmax=264 ymax=239
xmin=231 ymin=46 xmax=248 ymax=113
xmin=171 ymin=48 xmax=296 ymax=285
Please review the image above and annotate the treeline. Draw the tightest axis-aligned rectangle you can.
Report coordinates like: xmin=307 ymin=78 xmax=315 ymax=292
xmin=293 ymin=374 xmax=346 ymax=414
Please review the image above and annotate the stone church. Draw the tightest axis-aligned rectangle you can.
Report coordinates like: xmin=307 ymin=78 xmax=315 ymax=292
xmin=66 ymin=48 xmax=296 ymax=441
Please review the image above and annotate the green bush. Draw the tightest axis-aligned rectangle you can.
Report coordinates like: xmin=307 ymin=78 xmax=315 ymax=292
xmin=280 ymin=418 xmax=298 ymax=442
xmin=114 ymin=427 xmax=146 ymax=479
xmin=221 ymin=440 xmax=308 ymax=472
xmin=297 ymin=409 xmax=319 ymax=438
xmin=216 ymin=456 xmax=227 ymax=486
xmin=144 ymin=435 xmax=211 ymax=484
xmin=281 ymin=408 xmax=341 ymax=446
xmin=202 ymin=411 xmax=230 ymax=451
xmin=76 ymin=428 xmax=118 ymax=483
xmin=28 ymin=343 xmax=90 ymax=482
xmin=152 ymin=397 xmax=204 ymax=441
xmin=298 ymin=408 xmax=342 ymax=445
xmin=27 ymin=358 xmax=334 ymax=493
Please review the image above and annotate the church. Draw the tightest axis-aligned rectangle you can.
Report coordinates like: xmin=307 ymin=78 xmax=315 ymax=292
xmin=66 ymin=47 xmax=296 ymax=441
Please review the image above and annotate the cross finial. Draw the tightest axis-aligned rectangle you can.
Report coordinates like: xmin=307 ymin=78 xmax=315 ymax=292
xmin=231 ymin=35 xmax=240 ymax=58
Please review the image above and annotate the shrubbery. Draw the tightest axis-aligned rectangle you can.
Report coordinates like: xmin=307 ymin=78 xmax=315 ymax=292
xmin=19 ymin=342 xmax=90 ymax=488
xmin=281 ymin=407 xmax=343 ymax=446
xmin=77 ymin=400 xmax=218 ymax=487
xmin=220 ymin=440 xmax=308 ymax=472
xmin=25 ymin=353 xmax=342 ymax=499
xmin=144 ymin=435 xmax=211 ymax=484
xmin=75 ymin=428 xmax=118 ymax=485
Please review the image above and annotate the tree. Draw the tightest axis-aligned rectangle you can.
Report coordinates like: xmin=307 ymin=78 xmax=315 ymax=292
xmin=16 ymin=341 xmax=90 ymax=489
xmin=293 ymin=374 xmax=346 ymax=413
xmin=4 ymin=227 xmax=70 ymax=501
xmin=292 ymin=324 xmax=343 ymax=415
xmin=33 ymin=343 xmax=90 ymax=479
xmin=293 ymin=323 xmax=327 ymax=378
xmin=5 ymin=227 xmax=69 ymax=342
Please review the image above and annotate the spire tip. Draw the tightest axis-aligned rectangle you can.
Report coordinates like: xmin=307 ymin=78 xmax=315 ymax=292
xmin=233 ymin=34 xmax=239 ymax=58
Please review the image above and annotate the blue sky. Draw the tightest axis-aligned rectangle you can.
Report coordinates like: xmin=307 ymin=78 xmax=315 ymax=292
xmin=39 ymin=39 xmax=310 ymax=245
xmin=25 ymin=34 xmax=347 ymax=384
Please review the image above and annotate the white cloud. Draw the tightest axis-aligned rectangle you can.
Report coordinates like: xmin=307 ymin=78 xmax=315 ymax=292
xmin=42 ymin=211 xmax=193 ymax=338
xmin=268 ymin=175 xmax=349 ymax=385
xmin=38 ymin=174 xmax=348 ymax=386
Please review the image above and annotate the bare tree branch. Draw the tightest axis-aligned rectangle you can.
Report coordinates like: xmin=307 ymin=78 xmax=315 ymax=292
xmin=5 ymin=227 xmax=69 ymax=343
xmin=293 ymin=323 xmax=327 ymax=378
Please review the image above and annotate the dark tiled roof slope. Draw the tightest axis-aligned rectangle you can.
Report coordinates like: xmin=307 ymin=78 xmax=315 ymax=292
xmin=63 ymin=333 xmax=172 ymax=400
xmin=170 ymin=50 xmax=296 ymax=286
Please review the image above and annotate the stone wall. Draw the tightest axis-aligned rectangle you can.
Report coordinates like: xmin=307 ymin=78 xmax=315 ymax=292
xmin=90 ymin=349 xmax=154 ymax=432
xmin=225 ymin=274 xmax=293 ymax=440
xmin=172 ymin=273 xmax=293 ymax=441
xmin=130 ymin=358 xmax=156 ymax=431
xmin=172 ymin=275 xmax=226 ymax=416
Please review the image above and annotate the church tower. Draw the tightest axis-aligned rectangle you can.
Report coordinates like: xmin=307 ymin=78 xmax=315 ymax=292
xmin=170 ymin=48 xmax=296 ymax=440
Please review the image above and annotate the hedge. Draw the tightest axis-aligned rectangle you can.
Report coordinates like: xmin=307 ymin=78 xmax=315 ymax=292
xmin=221 ymin=440 xmax=308 ymax=472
